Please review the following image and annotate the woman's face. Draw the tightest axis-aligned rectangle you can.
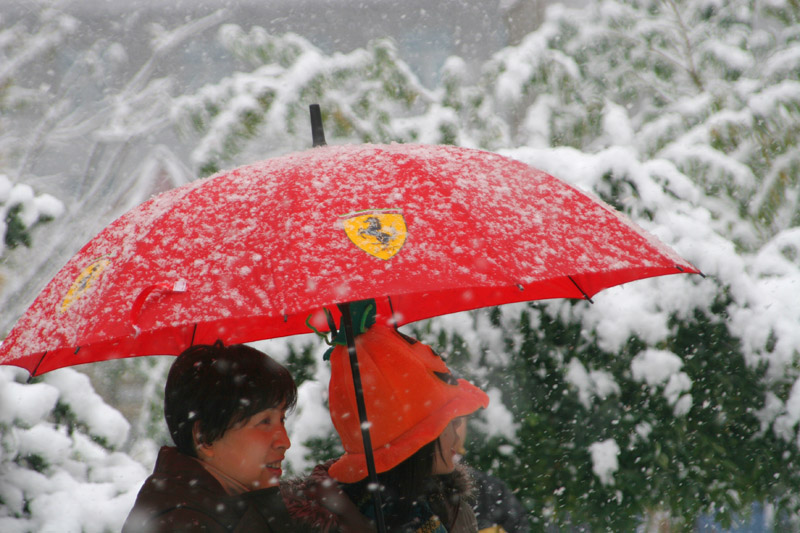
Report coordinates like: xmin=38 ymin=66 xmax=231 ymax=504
xmin=197 ymin=405 xmax=290 ymax=490
xmin=432 ymin=417 xmax=465 ymax=474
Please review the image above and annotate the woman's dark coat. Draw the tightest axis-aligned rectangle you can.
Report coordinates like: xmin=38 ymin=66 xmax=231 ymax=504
xmin=122 ymin=446 xmax=318 ymax=533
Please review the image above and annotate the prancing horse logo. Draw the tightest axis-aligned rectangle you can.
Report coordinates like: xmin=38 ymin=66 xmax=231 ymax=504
xmin=60 ymin=256 xmax=112 ymax=312
xmin=341 ymin=210 xmax=407 ymax=260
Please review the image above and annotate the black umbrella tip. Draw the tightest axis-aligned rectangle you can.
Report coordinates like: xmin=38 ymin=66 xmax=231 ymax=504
xmin=309 ymin=104 xmax=327 ymax=147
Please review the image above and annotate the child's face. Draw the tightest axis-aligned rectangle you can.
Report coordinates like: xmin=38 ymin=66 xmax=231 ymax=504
xmin=200 ymin=405 xmax=290 ymax=490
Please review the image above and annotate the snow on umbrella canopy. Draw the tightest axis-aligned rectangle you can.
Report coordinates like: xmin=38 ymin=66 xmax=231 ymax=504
xmin=0 ymin=143 xmax=700 ymax=376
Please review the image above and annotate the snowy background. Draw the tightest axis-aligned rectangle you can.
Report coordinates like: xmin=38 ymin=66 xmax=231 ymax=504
xmin=2 ymin=0 xmax=799 ymax=531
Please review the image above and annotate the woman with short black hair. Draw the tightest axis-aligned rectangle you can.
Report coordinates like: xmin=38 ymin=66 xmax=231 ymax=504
xmin=163 ymin=341 xmax=298 ymax=460
xmin=122 ymin=341 xmax=369 ymax=533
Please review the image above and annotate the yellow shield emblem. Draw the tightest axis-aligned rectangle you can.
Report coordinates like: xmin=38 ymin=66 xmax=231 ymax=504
xmin=342 ymin=211 xmax=407 ymax=260
xmin=60 ymin=257 xmax=111 ymax=313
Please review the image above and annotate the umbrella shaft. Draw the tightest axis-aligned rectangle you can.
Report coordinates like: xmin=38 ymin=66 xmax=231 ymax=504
xmin=339 ymin=303 xmax=387 ymax=533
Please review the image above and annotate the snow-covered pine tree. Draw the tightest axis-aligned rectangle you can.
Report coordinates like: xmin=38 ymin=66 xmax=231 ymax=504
xmin=422 ymin=0 xmax=800 ymax=529
xmin=172 ymin=24 xmax=467 ymax=176
xmin=0 ymin=366 xmax=149 ymax=532
xmin=0 ymin=176 xmax=64 ymax=260
xmin=0 ymin=6 xmax=69 ymax=261
xmin=468 ymin=0 xmax=800 ymax=247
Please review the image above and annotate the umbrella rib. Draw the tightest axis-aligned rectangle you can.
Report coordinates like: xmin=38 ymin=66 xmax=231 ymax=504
xmin=567 ymin=276 xmax=594 ymax=304
xmin=387 ymin=296 xmax=397 ymax=329
xmin=28 ymin=351 xmax=47 ymax=382
xmin=324 ymin=308 xmax=339 ymax=337
xmin=676 ymin=264 xmax=706 ymax=278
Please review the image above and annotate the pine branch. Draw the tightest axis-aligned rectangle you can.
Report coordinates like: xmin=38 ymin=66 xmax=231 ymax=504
xmin=663 ymin=0 xmax=705 ymax=91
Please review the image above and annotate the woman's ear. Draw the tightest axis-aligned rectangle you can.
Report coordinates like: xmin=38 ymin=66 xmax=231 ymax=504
xmin=192 ymin=421 xmax=213 ymax=458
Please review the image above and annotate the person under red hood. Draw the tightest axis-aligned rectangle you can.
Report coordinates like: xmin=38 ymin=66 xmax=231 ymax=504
xmin=322 ymin=299 xmax=491 ymax=532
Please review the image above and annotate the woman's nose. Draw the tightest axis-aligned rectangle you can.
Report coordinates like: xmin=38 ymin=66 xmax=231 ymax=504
xmin=275 ymin=425 xmax=291 ymax=450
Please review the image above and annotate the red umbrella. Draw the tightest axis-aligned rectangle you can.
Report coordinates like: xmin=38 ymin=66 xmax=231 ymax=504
xmin=0 ymin=110 xmax=700 ymax=531
xmin=1 ymin=141 xmax=698 ymax=375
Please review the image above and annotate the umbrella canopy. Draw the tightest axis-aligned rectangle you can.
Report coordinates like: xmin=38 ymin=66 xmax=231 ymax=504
xmin=0 ymin=143 xmax=699 ymax=376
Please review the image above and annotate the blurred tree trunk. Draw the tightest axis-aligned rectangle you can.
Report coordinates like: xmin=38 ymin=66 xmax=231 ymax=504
xmin=644 ymin=509 xmax=673 ymax=532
